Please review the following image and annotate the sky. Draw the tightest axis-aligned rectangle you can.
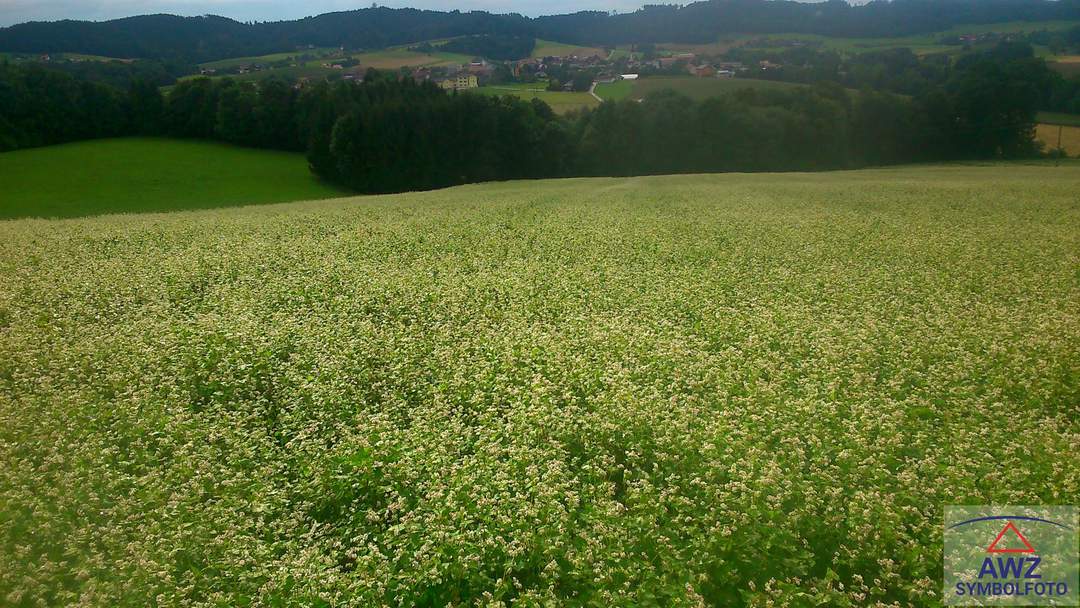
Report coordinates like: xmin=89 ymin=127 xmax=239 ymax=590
xmin=0 ymin=0 xmax=837 ymax=27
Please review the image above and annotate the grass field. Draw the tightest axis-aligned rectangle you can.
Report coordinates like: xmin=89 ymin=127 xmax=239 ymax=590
xmin=200 ymin=50 xmax=332 ymax=70
xmin=336 ymin=48 xmax=473 ymax=70
xmin=0 ymin=138 xmax=346 ymax=219
xmin=1 ymin=164 xmax=1078 ymax=606
xmin=532 ymin=38 xmax=606 ymax=58
xmin=470 ymin=84 xmax=600 ymax=114
xmin=597 ymin=75 xmax=803 ymax=102
xmin=594 ymin=79 xmax=634 ymax=101
xmin=1036 ymin=123 xmax=1080 ymax=156
xmin=194 ymin=47 xmax=472 ymax=84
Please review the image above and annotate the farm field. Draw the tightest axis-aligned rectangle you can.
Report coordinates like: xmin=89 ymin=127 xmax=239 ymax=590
xmin=594 ymin=79 xmax=633 ymax=101
xmin=1037 ymin=122 xmax=1080 ymax=156
xmin=532 ymin=38 xmax=605 ymax=58
xmin=199 ymin=50 xmax=333 ymax=70
xmin=1 ymin=164 xmax=1078 ymax=606
xmin=331 ymin=47 xmax=472 ymax=70
xmin=470 ymin=84 xmax=600 ymax=113
xmin=598 ymin=75 xmax=803 ymax=102
xmin=0 ymin=138 xmax=346 ymax=219
xmin=188 ymin=64 xmax=338 ymax=84
xmin=193 ymin=46 xmax=473 ymax=83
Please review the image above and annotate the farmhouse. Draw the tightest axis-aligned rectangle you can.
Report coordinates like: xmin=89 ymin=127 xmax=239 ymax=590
xmin=439 ymin=75 xmax=479 ymax=90
xmin=688 ymin=64 xmax=716 ymax=77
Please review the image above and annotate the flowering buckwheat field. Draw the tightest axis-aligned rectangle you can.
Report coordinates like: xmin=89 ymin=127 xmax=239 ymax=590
xmin=1 ymin=166 xmax=1078 ymax=607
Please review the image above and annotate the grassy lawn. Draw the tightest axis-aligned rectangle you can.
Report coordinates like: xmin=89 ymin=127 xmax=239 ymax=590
xmin=0 ymin=164 xmax=1077 ymax=605
xmin=469 ymin=85 xmax=599 ymax=114
xmin=0 ymin=138 xmax=347 ymax=219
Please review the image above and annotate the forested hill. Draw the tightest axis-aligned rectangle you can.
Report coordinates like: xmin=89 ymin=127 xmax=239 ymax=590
xmin=0 ymin=10 xmax=532 ymax=62
xmin=2 ymin=0 xmax=1079 ymax=62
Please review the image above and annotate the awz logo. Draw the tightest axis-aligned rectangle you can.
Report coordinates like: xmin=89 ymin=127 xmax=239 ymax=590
xmin=944 ymin=507 xmax=1078 ymax=606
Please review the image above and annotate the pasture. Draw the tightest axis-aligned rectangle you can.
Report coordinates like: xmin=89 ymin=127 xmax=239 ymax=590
xmin=335 ymin=47 xmax=472 ymax=70
xmin=199 ymin=50 xmax=332 ymax=70
xmin=0 ymin=138 xmax=346 ymax=219
xmin=1 ymin=164 xmax=1077 ymax=606
xmin=470 ymin=83 xmax=600 ymax=114
xmin=532 ymin=38 xmax=605 ymax=58
xmin=194 ymin=46 xmax=473 ymax=83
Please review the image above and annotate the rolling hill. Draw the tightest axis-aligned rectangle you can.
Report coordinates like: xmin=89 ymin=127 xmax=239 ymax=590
xmin=1 ymin=0 xmax=1078 ymax=62
xmin=1 ymin=163 xmax=1077 ymax=605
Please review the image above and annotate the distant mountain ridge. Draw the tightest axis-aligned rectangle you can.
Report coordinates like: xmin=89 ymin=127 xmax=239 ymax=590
xmin=1 ymin=0 xmax=1079 ymax=62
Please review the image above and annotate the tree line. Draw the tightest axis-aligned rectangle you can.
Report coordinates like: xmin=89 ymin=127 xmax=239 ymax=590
xmin=732 ymin=41 xmax=1080 ymax=115
xmin=0 ymin=50 xmax=1050 ymax=191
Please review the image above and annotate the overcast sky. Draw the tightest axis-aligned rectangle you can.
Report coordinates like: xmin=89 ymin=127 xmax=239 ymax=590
xmin=0 ymin=0 xmax=736 ymax=26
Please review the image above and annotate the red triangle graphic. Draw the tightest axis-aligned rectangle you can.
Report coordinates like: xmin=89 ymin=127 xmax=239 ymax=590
xmin=987 ymin=521 xmax=1035 ymax=554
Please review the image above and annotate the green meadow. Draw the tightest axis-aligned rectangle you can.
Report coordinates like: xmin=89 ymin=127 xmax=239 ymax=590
xmin=0 ymin=163 xmax=1077 ymax=605
xmin=531 ymin=38 xmax=605 ymax=58
xmin=470 ymin=83 xmax=600 ymax=113
xmin=200 ymin=50 xmax=333 ymax=70
xmin=594 ymin=78 xmax=634 ymax=101
xmin=0 ymin=138 xmax=346 ymax=219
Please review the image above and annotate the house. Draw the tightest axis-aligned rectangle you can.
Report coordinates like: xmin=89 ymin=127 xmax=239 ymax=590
xmin=468 ymin=59 xmax=494 ymax=77
xmin=620 ymin=73 xmax=639 ymax=80
xmin=439 ymin=75 xmax=479 ymax=90
xmin=717 ymin=69 xmax=735 ymax=79
xmin=688 ymin=64 xmax=716 ymax=78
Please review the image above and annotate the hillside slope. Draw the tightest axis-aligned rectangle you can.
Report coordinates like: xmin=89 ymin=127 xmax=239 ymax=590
xmin=1 ymin=166 xmax=1078 ymax=605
